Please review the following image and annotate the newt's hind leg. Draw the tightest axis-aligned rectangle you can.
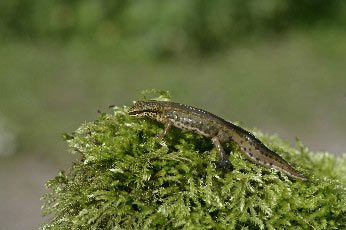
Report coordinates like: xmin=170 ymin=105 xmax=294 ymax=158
xmin=212 ymin=136 xmax=231 ymax=169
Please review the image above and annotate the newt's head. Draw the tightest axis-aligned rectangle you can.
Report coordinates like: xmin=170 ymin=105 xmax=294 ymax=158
xmin=128 ymin=100 xmax=163 ymax=118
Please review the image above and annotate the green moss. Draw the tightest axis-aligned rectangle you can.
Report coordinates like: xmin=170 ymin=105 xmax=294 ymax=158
xmin=41 ymin=101 xmax=346 ymax=229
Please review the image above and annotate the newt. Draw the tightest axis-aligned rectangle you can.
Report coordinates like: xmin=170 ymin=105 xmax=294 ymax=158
xmin=128 ymin=100 xmax=307 ymax=181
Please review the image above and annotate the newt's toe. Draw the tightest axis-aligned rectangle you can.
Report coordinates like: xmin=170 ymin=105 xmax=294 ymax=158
xmin=213 ymin=159 xmax=232 ymax=170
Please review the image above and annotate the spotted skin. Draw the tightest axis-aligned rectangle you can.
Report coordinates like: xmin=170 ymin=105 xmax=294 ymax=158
xmin=128 ymin=100 xmax=307 ymax=181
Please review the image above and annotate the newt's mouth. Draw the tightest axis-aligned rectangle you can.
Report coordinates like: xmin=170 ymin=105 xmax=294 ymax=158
xmin=128 ymin=110 xmax=138 ymax=116
xmin=128 ymin=109 xmax=159 ymax=116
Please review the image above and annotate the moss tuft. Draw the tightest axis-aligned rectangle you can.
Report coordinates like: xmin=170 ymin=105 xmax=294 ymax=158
xmin=41 ymin=102 xmax=346 ymax=229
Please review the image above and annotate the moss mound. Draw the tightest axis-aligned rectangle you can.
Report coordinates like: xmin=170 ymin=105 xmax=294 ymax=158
xmin=41 ymin=104 xmax=346 ymax=229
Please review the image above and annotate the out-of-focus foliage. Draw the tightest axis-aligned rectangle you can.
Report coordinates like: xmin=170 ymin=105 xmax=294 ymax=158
xmin=1 ymin=0 xmax=345 ymax=57
xmin=42 ymin=96 xmax=346 ymax=229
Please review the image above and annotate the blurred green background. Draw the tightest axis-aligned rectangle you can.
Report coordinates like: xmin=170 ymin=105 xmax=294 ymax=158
xmin=1 ymin=1 xmax=346 ymax=229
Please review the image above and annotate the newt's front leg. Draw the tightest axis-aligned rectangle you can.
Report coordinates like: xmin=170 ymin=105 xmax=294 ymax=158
xmin=156 ymin=121 xmax=173 ymax=139
xmin=212 ymin=136 xmax=230 ymax=169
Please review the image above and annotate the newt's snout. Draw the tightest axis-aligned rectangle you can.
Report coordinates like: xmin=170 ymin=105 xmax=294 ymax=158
xmin=128 ymin=101 xmax=144 ymax=116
